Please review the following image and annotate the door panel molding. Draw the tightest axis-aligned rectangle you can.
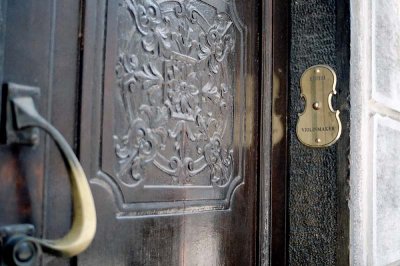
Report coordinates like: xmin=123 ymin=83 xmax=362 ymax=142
xmin=82 ymin=0 xmax=256 ymax=215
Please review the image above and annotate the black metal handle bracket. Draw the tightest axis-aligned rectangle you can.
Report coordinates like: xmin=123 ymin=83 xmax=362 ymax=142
xmin=1 ymin=83 xmax=40 ymax=145
xmin=0 ymin=224 xmax=40 ymax=266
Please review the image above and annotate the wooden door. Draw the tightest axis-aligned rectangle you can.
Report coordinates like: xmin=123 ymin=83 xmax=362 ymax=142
xmin=0 ymin=0 xmax=266 ymax=265
xmin=0 ymin=1 xmax=84 ymax=265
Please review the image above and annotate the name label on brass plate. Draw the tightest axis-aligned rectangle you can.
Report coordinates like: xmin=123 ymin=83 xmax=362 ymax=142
xmin=296 ymin=65 xmax=342 ymax=147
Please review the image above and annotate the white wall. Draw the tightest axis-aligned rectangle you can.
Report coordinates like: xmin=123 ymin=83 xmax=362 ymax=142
xmin=351 ymin=0 xmax=400 ymax=265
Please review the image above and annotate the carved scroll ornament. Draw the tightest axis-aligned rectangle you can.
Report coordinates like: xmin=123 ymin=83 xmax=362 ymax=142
xmin=113 ymin=0 xmax=239 ymax=190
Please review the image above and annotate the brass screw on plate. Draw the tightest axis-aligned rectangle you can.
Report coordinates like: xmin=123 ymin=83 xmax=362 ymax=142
xmin=315 ymin=138 xmax=321 ymax=143
xmin=313 ymin=102 xmax=320 ymax=110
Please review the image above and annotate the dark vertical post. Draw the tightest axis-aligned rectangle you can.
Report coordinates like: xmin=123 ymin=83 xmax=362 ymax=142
xmin=0 ymin=0 xmax=6 ymax=86
xmin=288 ymin=0 xmax=350 ymax=265
xmin=260 ymin=0 xmax=291 ymax=264
xmin=335 ymin=0 xmax=350 ymax=265
xmin=260 ymin=0 xmax=272 ymax=264
xmin=271 ymin=0 xmax=290 ymax=265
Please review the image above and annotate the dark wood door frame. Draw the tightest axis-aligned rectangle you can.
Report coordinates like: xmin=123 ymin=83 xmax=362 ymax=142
xmin=260 ymin=0 xmax=290 ymax=265
xmin=79 ymin=0 xmax=291 ymax=264
xmin=261 ymin=1 xmax=351 ymax=265
xmin=0 ymin=0 xmax=292 ymax=264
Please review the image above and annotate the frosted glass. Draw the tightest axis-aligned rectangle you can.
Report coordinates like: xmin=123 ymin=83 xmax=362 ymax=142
xmin=373 ymin=1 xmax=400 ymax=111
xmin=374 ymin=116 xmax=400 ymax=265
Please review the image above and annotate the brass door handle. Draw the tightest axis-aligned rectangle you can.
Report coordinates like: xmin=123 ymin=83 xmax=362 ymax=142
xmin=0 ymin=83 xmax=97 ymax=265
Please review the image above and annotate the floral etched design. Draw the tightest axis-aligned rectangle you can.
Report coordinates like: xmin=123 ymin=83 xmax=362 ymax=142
xmin=204 ymin=133 xmax=233 ymax=185
xmin=126 ymin=0 xmax=172 ymax=56
xmin=166 ymin=78 xmax=199 ymax=118
xmin=114 ymin=0 xmax=237 ymax=186
xmin=199 ymin=14 xmax=235 ymax=73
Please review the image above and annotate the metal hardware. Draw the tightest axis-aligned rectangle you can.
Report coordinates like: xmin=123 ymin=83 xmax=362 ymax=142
xmin=296 ymin=65 xmax=342 ymax=147
xmin=0 ymin=84 xmax=40 ymax=145
xmin=0 ymin=83 xmax=97 ymax=265
xmin=0 ymin=225 xmax=39 ymax=266
xmin=312 ymin=102 xmax=320 ymax=110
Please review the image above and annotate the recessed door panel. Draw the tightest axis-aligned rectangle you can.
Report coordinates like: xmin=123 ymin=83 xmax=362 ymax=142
xmin=79 ymin=0 xmax=261 ymax=264
xmin=98 ymin=0 xmax=247 ymax=214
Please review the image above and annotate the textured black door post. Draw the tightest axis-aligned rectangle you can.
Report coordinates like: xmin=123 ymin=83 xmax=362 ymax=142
xmin=288 ymin=0 xmax=350 ymax=265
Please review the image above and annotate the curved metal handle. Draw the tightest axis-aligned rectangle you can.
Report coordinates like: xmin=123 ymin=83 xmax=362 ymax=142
xmin=9 ymin=95 xmax=97 ymax=258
